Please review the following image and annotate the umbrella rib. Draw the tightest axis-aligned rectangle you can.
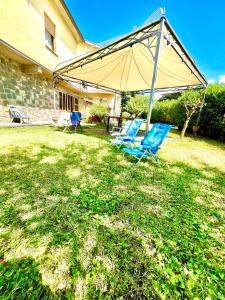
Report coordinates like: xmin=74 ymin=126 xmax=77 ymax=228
xmin=68 ymin=51 xmax=127 ymax=77
xmin=120 ymin=51 xmax=129 ymax=91
xmin=139 ymin=48 xmax=197 ymax=84
xmin=97 ymin=53 xmax=127 ymax=85
xmin=123 ymin=49 xmax=133 ymax=92
xmin=132 ymin=50 xmax=150 ymax=88
xmin=157 ymin=65 xmax=197 ymax=84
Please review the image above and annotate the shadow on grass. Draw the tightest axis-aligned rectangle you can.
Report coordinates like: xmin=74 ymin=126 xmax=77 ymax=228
xmin=52 ymin=125 xmax=109 ymax=141
xmin=170 ymin=127 xmax=225 ymax=149
xmin=0 ymin=130 xmax=224 ymax=299
xmin=0 ymin=257 xmax=54 ymax=299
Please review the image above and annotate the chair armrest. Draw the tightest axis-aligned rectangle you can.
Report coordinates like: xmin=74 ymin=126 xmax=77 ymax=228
xmin=132 ymin=139 xmax=143 ymax=143
xmin=138 ymin=144 xmax=159 ymax=153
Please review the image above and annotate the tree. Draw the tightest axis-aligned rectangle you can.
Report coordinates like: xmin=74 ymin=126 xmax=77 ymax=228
xmin=121 ymin=93 xmax=130 ymax=112
xmin=125 ymin=94 xmax=149 ymax=117
xmin=179 ymin=89 xmax=204 ymax=138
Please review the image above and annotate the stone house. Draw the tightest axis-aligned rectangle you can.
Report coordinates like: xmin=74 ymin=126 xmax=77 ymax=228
xmin=0 ymin=0 xmax=121 ymax=122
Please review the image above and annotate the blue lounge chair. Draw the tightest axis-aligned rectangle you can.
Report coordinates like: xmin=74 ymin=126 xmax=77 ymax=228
xmin=111 ymin=119 xmax=143 ymax=148
xmin=63 ymin=111 xmax=82 ymax=132
xmin=70 ymin=111 xmax=82 ymax=132
xmin=110 ymin=120 xmax=132 ymax=137
xmin=122 ymin=123 xmax=173 ymax=163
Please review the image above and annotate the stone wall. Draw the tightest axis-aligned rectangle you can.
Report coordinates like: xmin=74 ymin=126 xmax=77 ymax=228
xmin=0 ymin=54 xmax=58 ymax=122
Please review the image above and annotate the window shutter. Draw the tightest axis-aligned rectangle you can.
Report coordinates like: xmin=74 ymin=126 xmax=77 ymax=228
xmin=45 ymin=14 xmax=55 ymax=37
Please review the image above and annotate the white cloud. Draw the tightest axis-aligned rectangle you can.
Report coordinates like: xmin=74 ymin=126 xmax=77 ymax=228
xmin=219 ymin=75 xmax=225 ymax=83
xmin=208 ymin=79 xmax=215 ymax=84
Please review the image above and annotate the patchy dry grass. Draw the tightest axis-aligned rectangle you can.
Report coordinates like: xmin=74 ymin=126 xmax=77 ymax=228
xmin=0 ymin=126 xmax=224 ymax=299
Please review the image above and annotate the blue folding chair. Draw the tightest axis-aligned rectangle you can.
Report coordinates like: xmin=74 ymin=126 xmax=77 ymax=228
xmin=110 ymin=120 xmax=133 ymax=137
xmin=111 ymin=119 xmax=143 ymax=148
xmin=122 ymin=123 xmax=173 ymax=163
xmin=64 ymin=111 xmax=82 ymax=132
xmin=71 ymin=111 xmax=82 ymax=132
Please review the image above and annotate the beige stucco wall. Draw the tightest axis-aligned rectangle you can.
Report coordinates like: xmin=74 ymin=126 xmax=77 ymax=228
xmin=0 ymin=0 xmax=121 ymax=119
xmin=0 ymin=0 xmax=81 ymax=71
xmin=76 ymin=41 xmax=99 ymax=57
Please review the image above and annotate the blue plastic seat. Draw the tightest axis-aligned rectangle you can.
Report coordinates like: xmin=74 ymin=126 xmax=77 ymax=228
xmin=111 ymin=119 xmax=143 ymax=148
xmin=122 ymin=123 xmax=173 ymax=162
xmin=110 ymin=120 xmax=132 ymax=137
xmin=63 ymin=111 xmax=82 ymax=132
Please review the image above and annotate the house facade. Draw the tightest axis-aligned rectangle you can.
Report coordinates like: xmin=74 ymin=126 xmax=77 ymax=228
xmin=0 ymin=0 xmax=121 ymax=122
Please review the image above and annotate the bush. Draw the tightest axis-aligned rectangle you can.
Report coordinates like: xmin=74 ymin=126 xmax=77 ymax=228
xmin=88 ymin=115 xmax=102 ymax=123
xmin=199 ymin=84 xmax=225 ymax=140
xmin=151 ymin=99 xmax=185 ymax=128
xmin=122 ymin=111 xmax=131 ymax=119
xmin=89 ymin=101 xmax=108 ymax=122
xmin=125 ymin=95 xmax=149 ymax=117
xmin=151 ymin=84 xmax=225 ymax=140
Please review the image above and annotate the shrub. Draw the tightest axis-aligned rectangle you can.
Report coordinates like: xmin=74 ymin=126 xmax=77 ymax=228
xmin=125 ymin=95 xmax=149 ymax=117
xmin=122 ymin=111 xmax=131 ymax=119
xmin=199 ymin=84 xmax=225 ymax=140
xmin=151 ymin=84 xmax=225 ymax=140
xmin=151 ymin=99 xmax=184 ymax=127
xmin=89 ymin=101 xmax=108 ymax=122
xmin=88 ymin=115 xmax=102 ymax=123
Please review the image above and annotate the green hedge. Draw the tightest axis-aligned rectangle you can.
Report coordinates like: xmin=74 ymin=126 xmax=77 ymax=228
xmin=151 ymin=99 xmax=186 ymax=130
xmin=199 ymin=84 xmax=225 ymax=140
xmin=151 ymin=84 xmax=225 ymax=140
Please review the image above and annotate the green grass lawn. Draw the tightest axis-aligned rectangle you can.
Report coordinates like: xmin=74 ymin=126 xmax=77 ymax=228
xmin=0 ymin=126 xmax=224 ymax=299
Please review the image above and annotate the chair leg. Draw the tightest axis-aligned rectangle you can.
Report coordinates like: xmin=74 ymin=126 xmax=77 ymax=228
xmin=153 ymin=154 xmax=159 ymax=162
xmin=116 ymin=141 xmax=123 ymax=149
xmin=135 ymin=154 xmax=145 ymax=164
xmin=134 ymin=150 xmax=149 ymax=164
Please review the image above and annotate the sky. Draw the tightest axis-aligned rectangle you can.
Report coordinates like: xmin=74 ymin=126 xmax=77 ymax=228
xmin=65 ymin=0 xmax=225 ymax=83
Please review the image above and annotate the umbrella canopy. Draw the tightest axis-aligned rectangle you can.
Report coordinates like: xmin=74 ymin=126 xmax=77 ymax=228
xmin=54 ymin=16 xmax=207 ymax=94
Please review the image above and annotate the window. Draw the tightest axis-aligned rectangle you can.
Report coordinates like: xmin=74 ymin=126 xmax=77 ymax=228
xmin=45 ymin=30 xmax=54 ymax=49
xmin=75 ymin=98 xmax=79 ymax=111
xmin=58 ymin=92 xmax=79 ymax=112
xmin=44 ymin=13 xmax=55 ymax=52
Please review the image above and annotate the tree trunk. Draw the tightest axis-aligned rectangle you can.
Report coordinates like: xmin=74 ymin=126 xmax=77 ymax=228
xmin=181 ymin=114 xmax=192 ymax=138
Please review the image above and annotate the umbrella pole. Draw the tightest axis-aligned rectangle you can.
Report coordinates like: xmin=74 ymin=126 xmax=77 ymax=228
xmin=146 ymin=14 xmax=165 ymax=134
